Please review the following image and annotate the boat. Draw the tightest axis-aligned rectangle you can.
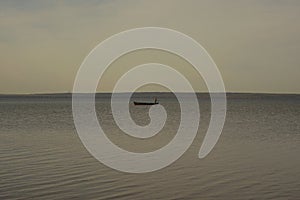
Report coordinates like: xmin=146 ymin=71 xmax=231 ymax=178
xmin=133 ymin=101 xmax=159 ymax=105
xmin=133 ymin=98 xmax=159 ymax=106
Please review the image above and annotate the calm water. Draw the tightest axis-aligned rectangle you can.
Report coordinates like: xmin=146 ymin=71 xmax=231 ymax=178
xmin=0 ymin=93 xmax=299 ymax=200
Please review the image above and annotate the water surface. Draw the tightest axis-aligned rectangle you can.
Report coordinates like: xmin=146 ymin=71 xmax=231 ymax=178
xmin=0 ymin=93 xmax=299 ymax=199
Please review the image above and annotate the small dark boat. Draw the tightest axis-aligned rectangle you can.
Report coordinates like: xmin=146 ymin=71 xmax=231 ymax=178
xmin=134 ymin=98 xmax=159 ymax=106
xmin=133 ymin=101 xmax=159 ymax=105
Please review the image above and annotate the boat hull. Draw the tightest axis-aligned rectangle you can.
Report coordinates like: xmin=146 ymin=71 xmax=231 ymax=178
xmin=133 ymin=101 xmax=159 ymax=106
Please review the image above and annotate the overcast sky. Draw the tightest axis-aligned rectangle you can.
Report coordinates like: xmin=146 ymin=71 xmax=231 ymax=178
xmin=0 ymin=0 xmax=299 ymax=94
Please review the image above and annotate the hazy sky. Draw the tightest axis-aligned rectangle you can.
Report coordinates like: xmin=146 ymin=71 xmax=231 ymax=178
xmin=0 ymin=0 xmax=299 ymax=94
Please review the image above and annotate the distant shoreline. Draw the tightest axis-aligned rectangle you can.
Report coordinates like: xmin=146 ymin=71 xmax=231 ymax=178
xmin=0 ymin=92 xmax=299 ymax=98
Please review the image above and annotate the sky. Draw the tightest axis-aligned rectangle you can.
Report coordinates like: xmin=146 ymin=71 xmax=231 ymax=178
xmin=0 ymin=0 xmax=299 ymax=94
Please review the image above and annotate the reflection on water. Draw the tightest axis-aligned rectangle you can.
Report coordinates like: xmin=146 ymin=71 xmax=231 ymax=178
xmin=0 ymin=93 xmax=299 ymax=199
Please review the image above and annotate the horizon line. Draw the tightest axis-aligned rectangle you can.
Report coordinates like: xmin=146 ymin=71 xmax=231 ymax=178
xmin=0 ymin=91 xmax=300 ymax=96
